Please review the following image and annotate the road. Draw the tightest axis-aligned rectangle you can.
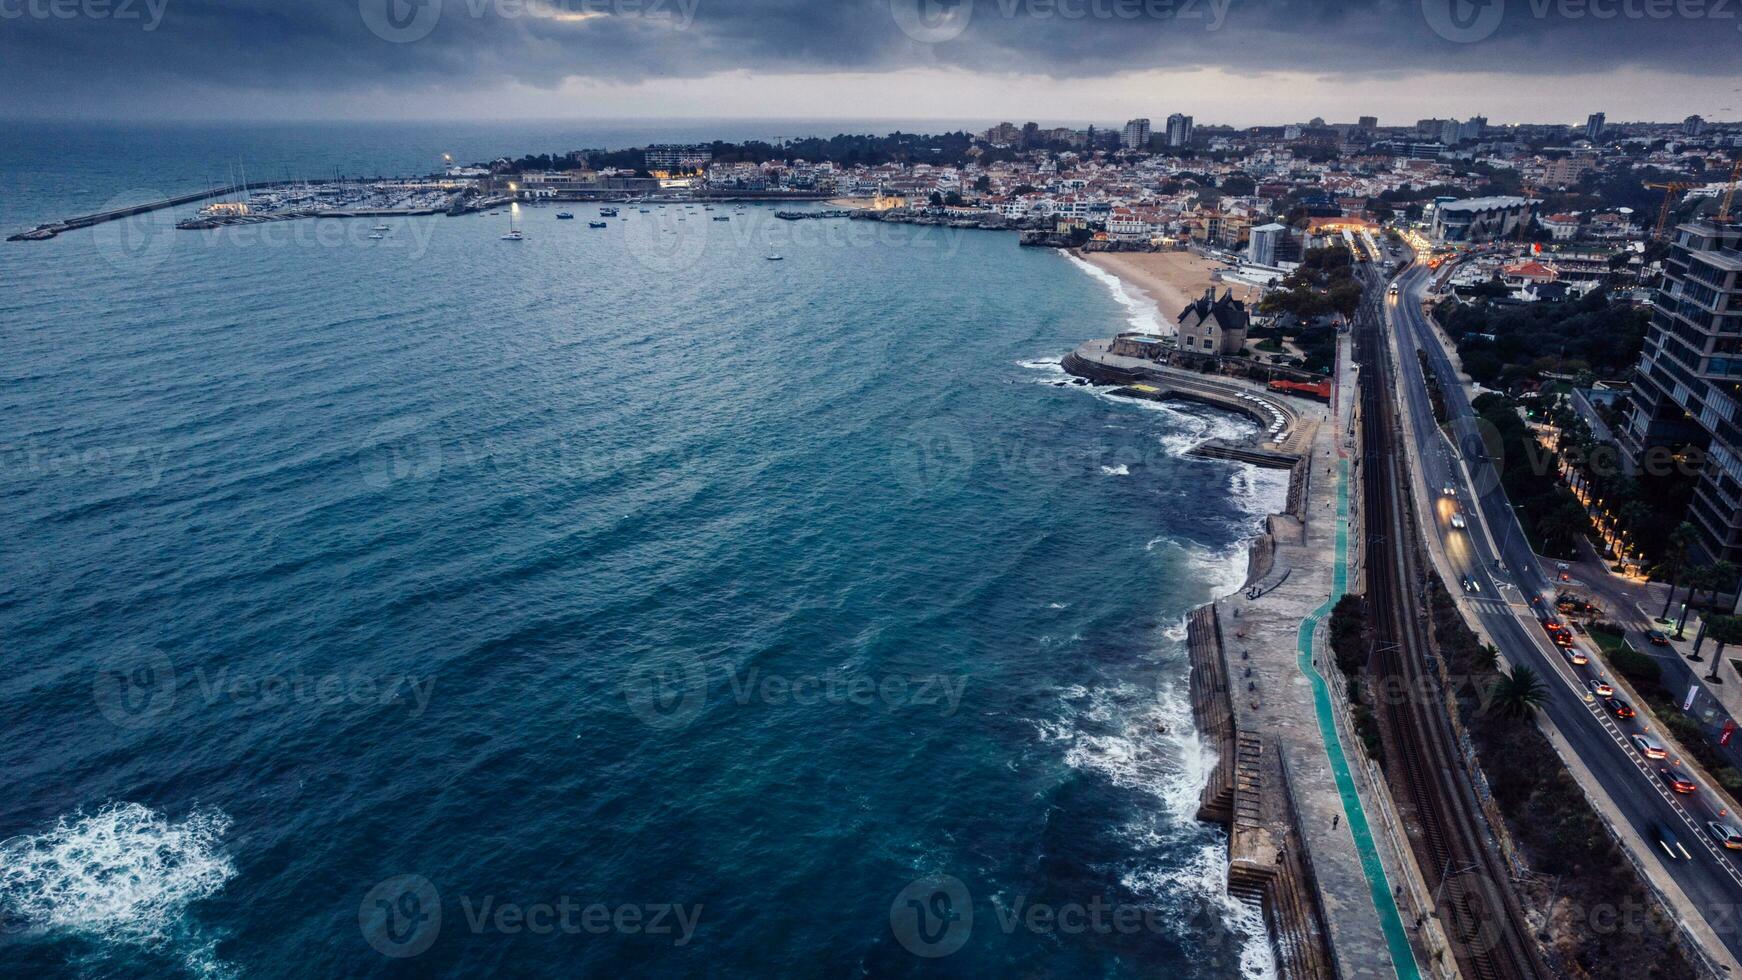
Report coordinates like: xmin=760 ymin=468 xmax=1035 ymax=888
xmin=1383 ymin=257 xmax=1742 ymax=965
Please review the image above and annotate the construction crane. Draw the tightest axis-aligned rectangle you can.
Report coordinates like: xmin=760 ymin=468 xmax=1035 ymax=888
xmin=1645 ymin=181 xmax=1702 ymax=241
xmin=1719 ymin=157 xmax=1742 ymax=222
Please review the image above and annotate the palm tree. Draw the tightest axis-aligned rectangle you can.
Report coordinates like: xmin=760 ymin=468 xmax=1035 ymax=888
xmin=1474 ymin=643 xmax=1500 ymax=672
xmin=1660 ymin=522 xmax=1700 ymax=620
xmin=1704 ymin=615 xmax=1742 ymax=684
xmin=1493 ymin=664 xmax=1547 ymax=719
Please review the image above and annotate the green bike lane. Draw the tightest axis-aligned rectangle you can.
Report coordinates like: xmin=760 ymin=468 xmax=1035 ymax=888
xmin=1295 ymin=455 xmax=1421 ymax=980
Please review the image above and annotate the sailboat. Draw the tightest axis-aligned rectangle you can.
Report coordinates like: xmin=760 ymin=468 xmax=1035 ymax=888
xmin=502 ymin=207 xmax=524 ymax=241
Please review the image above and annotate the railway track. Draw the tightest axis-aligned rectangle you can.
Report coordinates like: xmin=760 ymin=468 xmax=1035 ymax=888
xmin=1352 ymin=266 xmax=1547 ymax=980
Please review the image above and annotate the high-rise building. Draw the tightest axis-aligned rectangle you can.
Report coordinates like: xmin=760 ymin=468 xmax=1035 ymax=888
xmin=1121 ymin=118 xmax=1151 ymax=150
xmin=1248 ymin=223 xmax=1288 ymax=267
xmin=1357 ymin=116 xmax=1379 ymax=130
xmin=1585 ymin=112 xmax=1606 ymax=143
xmin=1166 ymin=113 xmax=1194 ymax=148
xmin=1458 ymin=116 xmax=1487 ymax=142
xmin=1619 ymin=219 xmax=1742 ymax=561
xmin=1685 ymin=114 xmax=1707 ymax=136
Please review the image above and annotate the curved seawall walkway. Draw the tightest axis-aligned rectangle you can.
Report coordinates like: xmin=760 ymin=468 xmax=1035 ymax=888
xmin=1295 ymin=456 xmax=1420 ymax=979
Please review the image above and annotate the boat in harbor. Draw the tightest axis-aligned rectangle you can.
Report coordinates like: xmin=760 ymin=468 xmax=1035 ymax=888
xmin=713 ymin=215 xmax=730 ymax=221
xmin=502 ymin=208 xmax=525 ymax=241
xmin=598 ymin=206 xmax=619 ymax=217
xmin=372 ymin=223 xmax=389 ymax=232
xmin=766 ymin=251 xmax=783 ymax=261
xmin=588 ymin=220 xmax=608 ymax=228
xmin=556 ymin=211 xmax=575 ymax=219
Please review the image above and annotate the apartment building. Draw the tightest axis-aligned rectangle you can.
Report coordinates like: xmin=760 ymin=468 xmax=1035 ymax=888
xmin=1620 ymin=219 xmax=1742 ymax=560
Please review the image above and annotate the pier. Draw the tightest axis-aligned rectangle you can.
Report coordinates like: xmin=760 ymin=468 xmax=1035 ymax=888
xmin=6 ymin=181 xmax=292 ymax=241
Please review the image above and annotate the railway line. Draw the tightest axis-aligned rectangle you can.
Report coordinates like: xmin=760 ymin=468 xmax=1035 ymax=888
xmin=1352 ymin=264 xmax=1547 ymax=980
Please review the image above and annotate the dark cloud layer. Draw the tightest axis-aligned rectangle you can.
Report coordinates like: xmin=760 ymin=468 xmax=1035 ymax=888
xmin=0 ymin=0 xmax=1734 ymax=116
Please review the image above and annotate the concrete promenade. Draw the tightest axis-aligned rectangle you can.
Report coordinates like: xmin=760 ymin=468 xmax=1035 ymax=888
xmin=1066 ymin=339 xmax=1416 ymax=979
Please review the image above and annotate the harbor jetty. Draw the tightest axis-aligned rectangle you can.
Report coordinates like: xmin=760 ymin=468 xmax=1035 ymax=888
xmin=1065 ymin=337 xmax=1410 ymax=979
xmin=7 ymin=181 xmax=295 ymax=241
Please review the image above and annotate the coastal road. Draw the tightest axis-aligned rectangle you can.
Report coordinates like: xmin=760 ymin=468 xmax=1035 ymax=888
xmin=1383 ymin=260 xmax=1742 ymax=967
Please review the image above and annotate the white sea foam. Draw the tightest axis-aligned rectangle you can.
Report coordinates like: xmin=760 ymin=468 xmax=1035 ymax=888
xmin=1048 ymin=677 xmax=1277 ymax=979
xmin=1062 ymin=251 xmax=1166 ymax=336
xmin=1100 ymin=464 xmax=1130 ymax=477
xmin=1016 ymin=356 xmax=1065 ymax=375
xmin=0 ymin=802 xmax=236 ymax=977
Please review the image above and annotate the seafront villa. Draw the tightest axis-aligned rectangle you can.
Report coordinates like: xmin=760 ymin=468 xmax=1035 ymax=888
xmin=1176 ymin=288 xmax=1251 ymax=357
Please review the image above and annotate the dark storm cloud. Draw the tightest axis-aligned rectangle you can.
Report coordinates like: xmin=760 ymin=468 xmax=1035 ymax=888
xmin=0 ymin=0 xmax=1733 ymax=113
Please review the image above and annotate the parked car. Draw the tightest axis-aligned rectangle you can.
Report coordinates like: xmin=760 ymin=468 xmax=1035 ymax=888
xmin=1659 ymin=767 xmax=1698 ymax=795
xmin=1630 ymin=733 xmax=1668 ymax=759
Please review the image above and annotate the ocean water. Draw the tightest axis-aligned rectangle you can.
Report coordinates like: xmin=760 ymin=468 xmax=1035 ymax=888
xmin=0 ymin=123 xmax=1286 ymax=978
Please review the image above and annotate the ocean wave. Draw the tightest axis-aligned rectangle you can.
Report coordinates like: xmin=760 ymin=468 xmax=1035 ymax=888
xmin=1061 ymin=252 xmax=1166 ymax=336
xmin=0 ymin=802 xmax=236 ymax=977
xmin=1099 ymin=464 xmax=1129 ymax=476
xmin=1048 ymin=678 xmax=1274 ymax=980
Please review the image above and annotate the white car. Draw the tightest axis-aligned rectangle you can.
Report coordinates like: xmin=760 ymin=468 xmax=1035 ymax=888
xmin=1630 ymin=733 xmax=1667 ymax=760
xmin=1450 ymin=512 xmax=1466 ymax=529
xmin=1587 ymin=678 xmax=1614 ymax=698
xmin=1709 ymin=822 xmax=1742 ymax=850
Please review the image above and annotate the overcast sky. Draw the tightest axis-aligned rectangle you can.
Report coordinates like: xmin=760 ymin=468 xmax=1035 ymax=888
xmin=3 ymin=0 xmax=1738 ymax=124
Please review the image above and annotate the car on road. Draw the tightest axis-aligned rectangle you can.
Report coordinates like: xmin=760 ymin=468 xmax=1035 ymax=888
xmin=1450 ymin=512 xmax=1466 ymax=529
xmin=1646 ymin=629 xmax=1670 ymax=646
xmin=1604 ymin=696 xmax=1635 ymax=719
xmin=1658 ymin=767 xmax=1698 ymax=795
xmin=1587 ymin=678 xmax=1614 ymax=698
xmin=1441 ymin=485 xmax=1456 ymax=497
xmin=1656 ymin=823 xmax=1693 ymax=860
xmin=1563 ymin=645 xmax=1589 ymax=666
xmin=1459 ymin=574 xmax=1481 ymax=594
xmin=1708 ymin=822 xmax=1742 ymax=850
xmin=1630 ymin=733 xmax=1668 ymax=759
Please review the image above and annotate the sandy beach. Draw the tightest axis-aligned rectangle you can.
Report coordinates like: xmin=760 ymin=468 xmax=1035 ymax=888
xmin=1082 ymin=251 xmax=1260 ymax=333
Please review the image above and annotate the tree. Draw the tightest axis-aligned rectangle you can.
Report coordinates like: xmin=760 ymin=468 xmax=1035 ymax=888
xmin=1474 ymin=643 xmax=1501 ymax=672
xmin=1703 ymin=615 xmax=1742 ymax=684
xmin=1493 ymin=664 xmax=1547 ymax=719
xmin=1659 ymin=523 xmax=1700 ymax=620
